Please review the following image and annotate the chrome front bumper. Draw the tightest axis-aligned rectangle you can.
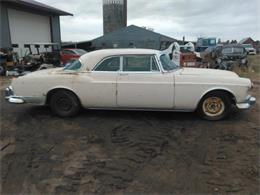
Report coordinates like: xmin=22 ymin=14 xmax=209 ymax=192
xmin=5 ymin=86 xmax=25 ymax=104
xmin=236 ymin=95 xmax=256 ymax=109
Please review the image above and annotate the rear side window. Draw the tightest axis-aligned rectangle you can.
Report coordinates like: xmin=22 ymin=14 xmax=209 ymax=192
xmin=222 ymin=48 xmax=232 ymax=54
xmin=233 ymin=47 xmax=244 ymax=54
xmin=94 ymin=57 xmax=120 ymax=71
xmin=123 ymin=55 xmax=159 ymax=72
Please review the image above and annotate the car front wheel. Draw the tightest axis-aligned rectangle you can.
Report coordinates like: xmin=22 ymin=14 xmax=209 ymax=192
xmin=197 ymin=92 xmax=232 ymax=121
xmin=50 ymin=90 xmax=80 ymax=117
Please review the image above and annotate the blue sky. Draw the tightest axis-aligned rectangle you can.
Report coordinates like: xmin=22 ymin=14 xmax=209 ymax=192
xmin=38 ymin=0 xmax=260 ymax=42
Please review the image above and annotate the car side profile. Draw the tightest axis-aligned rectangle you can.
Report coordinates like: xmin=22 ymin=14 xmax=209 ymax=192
xmin=5 ymin=49 xmax=255 ymax=120
xmin=242 ymin=44 xmax=257 ymax=55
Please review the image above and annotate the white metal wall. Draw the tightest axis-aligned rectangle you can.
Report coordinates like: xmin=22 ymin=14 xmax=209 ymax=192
xmin=8 ymin=9 xmax=52 ymax=57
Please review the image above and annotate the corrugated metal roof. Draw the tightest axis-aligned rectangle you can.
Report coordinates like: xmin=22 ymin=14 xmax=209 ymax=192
xmin=1 ymin=0 xmax=73 ymax=16
xmin=93 ymin=25 xmax=178 ymax=42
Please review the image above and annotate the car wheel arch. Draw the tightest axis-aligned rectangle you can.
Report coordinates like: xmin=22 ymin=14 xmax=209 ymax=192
xmin=196 ymin=88 xmax=236 ymax=110
xmin=46 ymin=87 xmax=82 ymax=106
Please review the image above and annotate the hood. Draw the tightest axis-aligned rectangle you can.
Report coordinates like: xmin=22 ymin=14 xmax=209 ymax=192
xmin=179 ymin=68 xmax=239 ymax=78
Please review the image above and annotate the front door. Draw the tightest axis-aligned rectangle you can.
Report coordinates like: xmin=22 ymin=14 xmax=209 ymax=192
xmin=117 ymin=55 xmax=174 ymax=109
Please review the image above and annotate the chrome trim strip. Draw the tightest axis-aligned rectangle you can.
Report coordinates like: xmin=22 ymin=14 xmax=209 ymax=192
xmin=5 ymin=86 xmax=45 ymax=105
xmin=86 ymin=107 xmax=194 ymax=112
xmin=9 ymin=97 xmax=25 ymax=104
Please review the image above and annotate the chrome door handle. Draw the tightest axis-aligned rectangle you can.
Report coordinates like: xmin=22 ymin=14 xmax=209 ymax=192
xmin=119 ymin=73 xmax=128 ymax=76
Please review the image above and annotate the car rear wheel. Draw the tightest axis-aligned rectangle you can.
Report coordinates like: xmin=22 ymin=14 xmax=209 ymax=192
xmin=50 ymin=90 xmax=80 ymax=117
xmin=197 ymin=92 xmax=232 ymax=121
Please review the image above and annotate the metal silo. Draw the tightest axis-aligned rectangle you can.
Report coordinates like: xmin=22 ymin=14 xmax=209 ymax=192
xmin=103 ymin=0 xmax=127 ymax=35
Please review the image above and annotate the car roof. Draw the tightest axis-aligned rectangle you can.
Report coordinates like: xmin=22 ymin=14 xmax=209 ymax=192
xmin=80 ymin=48 xmax=161 ymax=71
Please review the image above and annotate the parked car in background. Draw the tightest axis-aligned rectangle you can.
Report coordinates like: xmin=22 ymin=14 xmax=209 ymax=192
xmin=196 ymin=37 xmax=217 ymax=52
xmin=242 ymin=44 xmax=256 ymax=55
xmin=218 ymin=44 xmax=247 ymax=60
xmin=60 ymin=48 xmax=87 ymax=64
xmin=202 ymin=44 xmax=248 ymax=70
xmin=5 ymin=49 xmax=255 ymax=121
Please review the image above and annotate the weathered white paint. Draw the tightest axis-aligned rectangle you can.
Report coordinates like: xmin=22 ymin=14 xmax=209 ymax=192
xmin=10 ymin=49 xmax=252 ymax=111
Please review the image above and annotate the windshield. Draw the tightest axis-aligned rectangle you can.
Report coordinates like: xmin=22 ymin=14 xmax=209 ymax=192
xmin=243 ymin=44 xmax=252 ymax=48
xmin=64 ymin=60 xmax=82 ymax=71
xmin=74 ymin=49 xmax=87 ymax=55
xmin=160 ymin=54 xmax=179 ymax=71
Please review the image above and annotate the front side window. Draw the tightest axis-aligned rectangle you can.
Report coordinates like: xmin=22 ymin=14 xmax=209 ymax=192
xmin=94 ymin=57 xmax=120 ymax=71
xmin=123 ymin=55 xmax=159 ymax=72
xmin=64 ymin=60 xmax=82 ymax=71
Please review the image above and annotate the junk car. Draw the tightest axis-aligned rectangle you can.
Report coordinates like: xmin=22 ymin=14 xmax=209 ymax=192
xmin=5 ymin=49 xmax=255 ymax=120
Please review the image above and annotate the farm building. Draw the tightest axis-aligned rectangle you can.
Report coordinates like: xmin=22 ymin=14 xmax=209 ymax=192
xmin=0 ymin=0 xmax=72 ymax=55
xmin=63 ymin=25 xmax=178 ymax=51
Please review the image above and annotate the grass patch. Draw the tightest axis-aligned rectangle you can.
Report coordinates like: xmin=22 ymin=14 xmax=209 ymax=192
xmin=233 ymin=55 xmax=260 ymax=81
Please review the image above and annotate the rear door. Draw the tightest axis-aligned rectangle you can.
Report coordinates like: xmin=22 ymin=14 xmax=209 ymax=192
xmin=116 ymin=55 xmax=174 ymax=109
xmin=81 ymin=56 xmax=120 ymax=107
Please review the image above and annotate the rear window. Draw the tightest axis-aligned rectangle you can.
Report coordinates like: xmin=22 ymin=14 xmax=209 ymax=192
xmin=63 ymin=50 xmax=75 ymax=55
xmin=75 ymin=49 xmax=87 ymax=55
xmin=64 ymin=60 xmax=82 ymax=71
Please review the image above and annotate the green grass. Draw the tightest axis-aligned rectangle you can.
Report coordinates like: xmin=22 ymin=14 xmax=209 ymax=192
xmin=233 ymin=55 xmax=260 ymax=81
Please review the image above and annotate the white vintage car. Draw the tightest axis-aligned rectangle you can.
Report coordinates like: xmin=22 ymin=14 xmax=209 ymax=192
xmin=5 ymin=49 xmax=255 ymax=120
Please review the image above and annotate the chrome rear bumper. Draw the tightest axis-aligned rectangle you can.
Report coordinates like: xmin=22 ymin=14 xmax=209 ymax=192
xmin=5 ymin=86 xmax=25 ymax=104
xmin=5 ymin=86 xmax=46 ymax=105
xmin=236 ymin=95 xmax=256 ymax=109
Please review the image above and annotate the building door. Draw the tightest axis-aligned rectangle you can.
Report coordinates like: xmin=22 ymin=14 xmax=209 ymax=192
xmin=8 ymin=9 xmax=52 ymax=56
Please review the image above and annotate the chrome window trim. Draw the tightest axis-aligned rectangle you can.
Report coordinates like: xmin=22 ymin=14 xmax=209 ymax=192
xmin=154 ymin=54 xmax=164 ymax=73
xmin=91 ymin=54 xmax=165 ymax=74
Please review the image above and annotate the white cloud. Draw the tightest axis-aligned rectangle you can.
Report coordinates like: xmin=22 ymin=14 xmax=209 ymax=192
xmin=37 ymin=0 xmax=260 ymax=42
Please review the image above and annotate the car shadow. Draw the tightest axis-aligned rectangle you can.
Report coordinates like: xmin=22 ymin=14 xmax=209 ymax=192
xmin=21 ymin=105 xmax=245 ymax=123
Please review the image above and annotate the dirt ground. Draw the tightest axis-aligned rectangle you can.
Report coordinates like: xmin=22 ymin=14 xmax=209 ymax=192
xmin=0 ymin=73 xmax=259 ymax=194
